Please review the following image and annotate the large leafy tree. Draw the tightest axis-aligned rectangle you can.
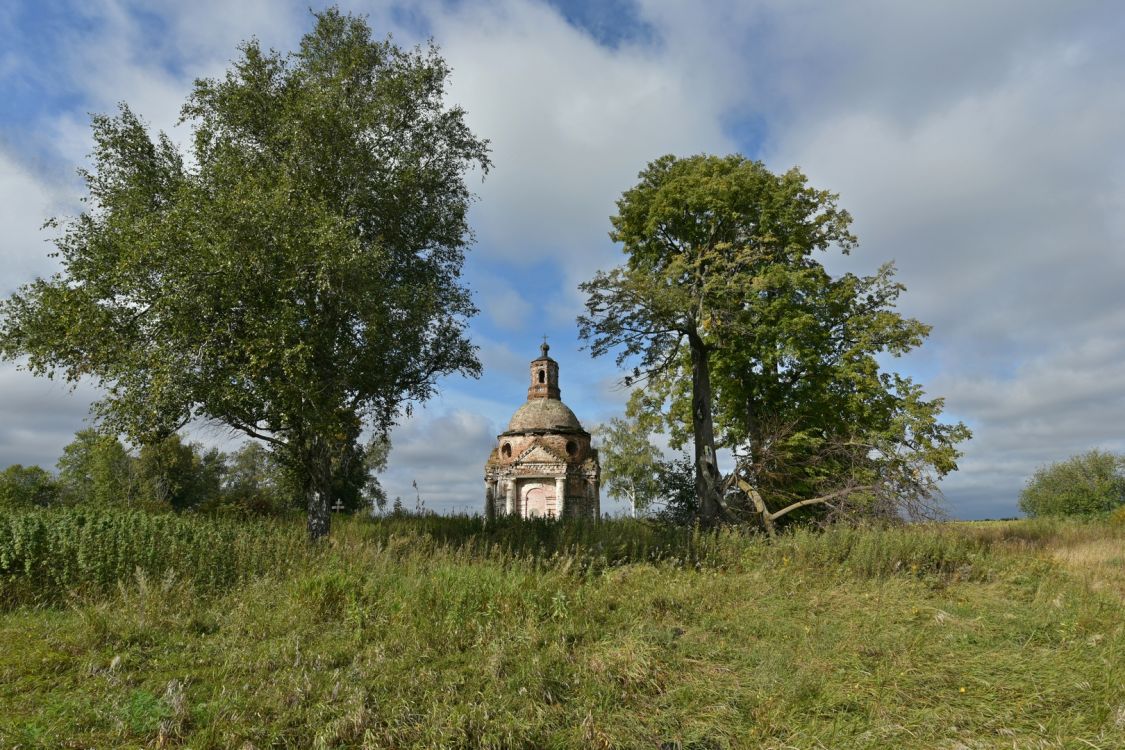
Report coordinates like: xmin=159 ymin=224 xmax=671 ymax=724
xmin=134 ymin=434 xmax=224 ymax=511
xmin=0 ymin=9 xmax=490 ymax=539
xmin=0 ymin=465 xmax=59 ymax=509
xmin=594 ymin=416 xmax=663 ymax=518
xmin=580 ymin=154 xmax=968 ymax=529
xmin=55 ymin=429 xmax=135 ymax=506
xmin=1019 ymin=450 xmax=1125 ymax=518
xmin=693 ymin=259 xmax=968 ymax=531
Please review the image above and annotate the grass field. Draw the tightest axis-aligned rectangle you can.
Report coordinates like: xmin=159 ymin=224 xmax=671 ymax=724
xmin=0 ymin=510 xmax=1122 ymax=749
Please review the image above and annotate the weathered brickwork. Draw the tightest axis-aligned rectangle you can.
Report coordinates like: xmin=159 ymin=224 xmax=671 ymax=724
xmin=484 ymin=343 xmax=601 ymax=520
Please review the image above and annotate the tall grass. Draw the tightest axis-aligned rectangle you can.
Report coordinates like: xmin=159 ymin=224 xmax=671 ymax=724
xmin=0 ymin=508 xmax=308 ymax=606
xmin=337 ymin=514 xmax=736 ymax=570
xmin=5 ymin=508 xmax=1118 ymax=610
xmin=1 ymin=509 xmax=1122 ymax=748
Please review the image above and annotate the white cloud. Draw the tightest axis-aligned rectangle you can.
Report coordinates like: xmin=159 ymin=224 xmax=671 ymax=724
xmin=32 ymin=0 xmax=306 ymax=171
xmin=774 ymin=46 xmax=1125 ymax=341
xmin=429 ymin=0 xmax=736 ymax=282
xmin=760 ymin=3 xmax=1125 ymax=517
xmin=382 ymin=407 xmax=497 ymax=513
xmin=0 ymin=149 xmax=70 ymax=292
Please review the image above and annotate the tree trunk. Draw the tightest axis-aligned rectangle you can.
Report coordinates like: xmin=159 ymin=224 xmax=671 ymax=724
xmin=752 ymin=490 xmax=777 ymax=537
xmin=306 ymin=479 xmax=332 ymax=541
xmin=304 ymin=448 xmax=334 ymax=541
xmin=688 ymin=330 xmax=722 ymax=524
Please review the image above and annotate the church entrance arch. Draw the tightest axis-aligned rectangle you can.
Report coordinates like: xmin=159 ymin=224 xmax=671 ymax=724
xmin=522 ymin=482 xmax=556 ymax=518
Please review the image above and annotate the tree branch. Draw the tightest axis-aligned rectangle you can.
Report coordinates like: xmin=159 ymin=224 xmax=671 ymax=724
xmin=768 ymin=484 xmax=876 ymax=523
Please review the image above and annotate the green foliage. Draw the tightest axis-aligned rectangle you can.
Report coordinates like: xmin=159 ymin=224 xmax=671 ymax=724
xmin=582 ymin=155 xmax=856 ymax=380
xmin=1019 ymin=449 xmax=1125 ymax=518
xmin=593 ymin=416 xmax=663 ymax=516
xmin=580 ymin=154 xmax=969 ymax=526
xmin=213 ymin=435 xmax=388 ymax=515
xmin=56 ymin=429 xmax=135 ymax=506
xmin=654 ymin=454 xmax=698 ymax=524
xmin=708 ymin=264 xmax=971 ymax=524
xmin=360 ymin=434 xmax=391 ymax=513
xmin=7 ymin=506 xmax=1115 ymax=611
xmin=3 ymin=427 xmax=390 ymax=517
xmin=214 ymin=441 xmax=288 ymax=515
xmin=0 ymin=507 xmax=981 ymax=609
xmin=134 ymin=434 xmax=223 ymax=511
xmin=0 ymin=465 xmax=59 ymax=509
xmin=0 ymin=8 xmax=489 ymax=539
xmin=338 ymin=513 xmax=735 ymax=571
xmin=325 ymin=434 xmax=391 ymax=514
xmin=122 ymin=689 xmax=168 ymax=736
xmin=0 ymin=513 xmax=1122 ymax=747
xmin=51 ymin=429 xmax=247 ymax=512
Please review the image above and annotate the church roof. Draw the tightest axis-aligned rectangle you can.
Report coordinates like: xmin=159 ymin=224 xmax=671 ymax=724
xmin=505 ymin=398 xmax=584 ymax=433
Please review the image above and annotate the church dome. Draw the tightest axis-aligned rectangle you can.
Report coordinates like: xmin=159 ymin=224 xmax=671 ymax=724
xmin=506 ymin=398 xmax=583 ymax=433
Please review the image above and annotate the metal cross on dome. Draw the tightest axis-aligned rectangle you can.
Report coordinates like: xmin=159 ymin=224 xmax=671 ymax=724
xmin=540 ymin=334 xmax=549 ymax=357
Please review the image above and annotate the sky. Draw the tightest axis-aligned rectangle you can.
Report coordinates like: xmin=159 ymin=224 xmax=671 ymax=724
xmin=1 ymin=0 xmax=1124 ymax=519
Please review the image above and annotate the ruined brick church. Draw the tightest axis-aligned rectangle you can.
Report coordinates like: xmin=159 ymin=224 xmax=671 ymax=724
xmin=484 ymin=343 xmax=600 ymax=520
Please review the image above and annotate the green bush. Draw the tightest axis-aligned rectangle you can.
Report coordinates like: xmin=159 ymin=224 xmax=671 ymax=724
xmin=0 ymin=465 xmax=59 ymax=508
xmin=1019 ymin=449 xmax=1125 ymax=517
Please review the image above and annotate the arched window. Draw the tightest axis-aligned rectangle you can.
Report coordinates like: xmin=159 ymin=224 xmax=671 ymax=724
xmin=538 ymin=370 xmax=545 ymax=384
xmin=501 ymin=443 xmax=512 ymax=458
xmin=566 ymin=440 xmax=578 ymax=456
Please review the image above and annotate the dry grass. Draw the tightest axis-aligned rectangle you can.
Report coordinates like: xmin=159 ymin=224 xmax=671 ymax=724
xmin=1051 ymin=538 xmax=1125 ymax=601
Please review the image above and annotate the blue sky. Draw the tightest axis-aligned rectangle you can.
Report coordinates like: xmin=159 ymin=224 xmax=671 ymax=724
xmin=2 ymin=1 xmax=1124 ymax=518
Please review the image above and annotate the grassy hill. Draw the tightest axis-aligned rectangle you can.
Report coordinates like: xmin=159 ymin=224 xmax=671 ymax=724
xmin=1 ymin=510 xmax=1122 ymax=749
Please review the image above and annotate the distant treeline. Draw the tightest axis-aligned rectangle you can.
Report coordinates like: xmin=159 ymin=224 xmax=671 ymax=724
xmin=0 ymin=429 xmax=387 ymax=516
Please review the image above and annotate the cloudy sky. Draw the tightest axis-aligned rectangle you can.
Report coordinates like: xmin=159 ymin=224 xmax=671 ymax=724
xmin=2 ymin=0 xmax=1123 ymax=518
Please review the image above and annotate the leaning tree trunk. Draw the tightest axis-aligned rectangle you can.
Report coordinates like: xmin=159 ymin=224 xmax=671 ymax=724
xmin=687 ymin=331 xmax=723 ymax=524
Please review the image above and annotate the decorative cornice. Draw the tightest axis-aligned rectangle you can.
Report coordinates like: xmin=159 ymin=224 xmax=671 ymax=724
xmin=515 ymin=439 xmax=568 ymax=464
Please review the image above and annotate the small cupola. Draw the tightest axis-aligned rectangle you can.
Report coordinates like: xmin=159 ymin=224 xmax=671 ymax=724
xmin=528 ymin=340 xmax=561 ymax=400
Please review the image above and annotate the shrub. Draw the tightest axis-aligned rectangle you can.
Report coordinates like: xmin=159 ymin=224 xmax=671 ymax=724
xmin=0 ymin=465 xmax=59 ymax=508
xmin=1019 ymin=449 xmax=1125 ymax=517
xmin=1109 ymin=504 xmax=1125 ymax=527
